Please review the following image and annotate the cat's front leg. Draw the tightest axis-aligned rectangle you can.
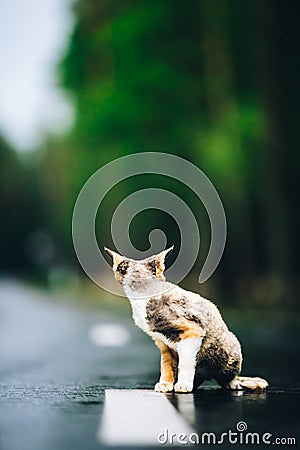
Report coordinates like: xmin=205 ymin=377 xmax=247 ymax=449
xmin=154 ymin=340 xmax=178 ymax=392
xmin=174 ymin=337 xmax=203 ymax=393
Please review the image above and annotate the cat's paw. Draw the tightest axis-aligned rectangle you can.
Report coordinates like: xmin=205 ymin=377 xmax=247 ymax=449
xmin=174 ymin=382 xmax=193 ymax=393
xmin=155 ymin=381 xmax=174 ymax=393
xmin=227 ymin=379 xmax=243 ymax=390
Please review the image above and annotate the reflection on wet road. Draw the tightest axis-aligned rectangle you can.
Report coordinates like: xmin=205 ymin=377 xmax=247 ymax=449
xmin=0 ymin=280 xmax=299 ymax=449
xmin=167 ymin=387 xmax=300 ymax=444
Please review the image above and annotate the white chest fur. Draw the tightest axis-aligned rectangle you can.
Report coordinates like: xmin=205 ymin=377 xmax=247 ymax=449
xmin=129 ymin=298 xmax=149 ymax=332
xmin=123 ymin=280 xmax=180 ymax=351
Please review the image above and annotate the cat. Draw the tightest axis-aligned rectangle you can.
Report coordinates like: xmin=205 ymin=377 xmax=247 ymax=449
xmin=105 ymin=246 xmax=269 ymax=393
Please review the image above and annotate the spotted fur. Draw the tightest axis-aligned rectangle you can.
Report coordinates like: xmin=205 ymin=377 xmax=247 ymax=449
xmin=117 ymin=260 xmax=129 ymax=276
xmin=146 ymin=295 xmax=204 ymax=343
xmin=147 ymin=260 xmax=158 ymax=276
xmin=105 ymin=246 xmax=269 ymax=393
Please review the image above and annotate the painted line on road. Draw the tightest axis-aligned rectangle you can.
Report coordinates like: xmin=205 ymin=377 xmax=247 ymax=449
xmin=98 ymin=389 xmax=195 ymax=447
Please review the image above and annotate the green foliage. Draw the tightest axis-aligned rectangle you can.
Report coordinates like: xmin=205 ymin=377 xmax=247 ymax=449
xmin=0 ymin=138 xmax=44 ymax=272
xmin=56 ymin=1 xmax=260 ymax=290
xmin=17 ymin=0 xmax=300 ymax=303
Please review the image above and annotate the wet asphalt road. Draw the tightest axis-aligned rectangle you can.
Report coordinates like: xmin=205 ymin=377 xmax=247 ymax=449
xmin=0 ymin=280 xmax=159 ymax=450
xmin=0 ymin=280 xmax=299 ymax=449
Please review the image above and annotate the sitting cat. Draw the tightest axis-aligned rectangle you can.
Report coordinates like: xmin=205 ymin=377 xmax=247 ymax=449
xmin=105 ymin=246 xmax=268 ymax=393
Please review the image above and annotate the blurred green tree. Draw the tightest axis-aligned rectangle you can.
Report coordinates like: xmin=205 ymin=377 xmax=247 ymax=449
xmin=0 ymin=137 xmax=44 ymax=274
xmin=39 ymin=0 xmax=300 ymax=304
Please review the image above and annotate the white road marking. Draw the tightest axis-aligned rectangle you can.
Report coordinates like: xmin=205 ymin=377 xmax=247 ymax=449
xmin=89 ymin=323 xmax=130 ymax=347
xmin=98 ymin=389 xmax=195 ymax=446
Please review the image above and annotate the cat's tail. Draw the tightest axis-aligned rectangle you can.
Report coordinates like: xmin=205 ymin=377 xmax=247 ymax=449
xmin=229 ymin=376 xmax=269 ymax=390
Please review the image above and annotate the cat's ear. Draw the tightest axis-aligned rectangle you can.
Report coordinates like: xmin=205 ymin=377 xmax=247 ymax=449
xmin=159 ymin=246 xmax=174 ymax=260
xmin=104 ymin=247 xmax=124 ymax=268
xmin=152 ymin=246 xmax=174 ymax=275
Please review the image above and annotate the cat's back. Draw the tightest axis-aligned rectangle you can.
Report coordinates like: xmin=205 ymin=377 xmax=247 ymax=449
xmin=147 ymin=283 xmax=226 ymax=333
xmin=174 ymin=285 xmax=226 ymax=331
